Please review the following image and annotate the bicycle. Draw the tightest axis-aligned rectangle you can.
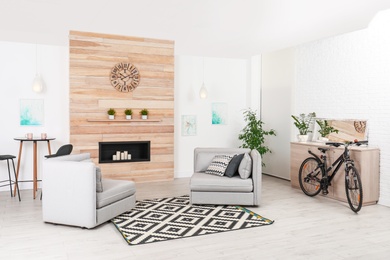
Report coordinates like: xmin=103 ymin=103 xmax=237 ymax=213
xmin=298 ymin=140 xmax=367 ymax=213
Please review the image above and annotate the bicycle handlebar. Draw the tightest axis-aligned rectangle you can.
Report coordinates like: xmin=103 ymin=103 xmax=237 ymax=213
xmin=325 ymin=140 xmax=368 ymax=148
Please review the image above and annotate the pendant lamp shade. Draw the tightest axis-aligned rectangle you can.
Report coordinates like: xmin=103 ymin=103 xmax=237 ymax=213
xmin=32 ymin=74 xmax=44 ymax=93
xmin=199 ymin=83 xmax=208 ymax=99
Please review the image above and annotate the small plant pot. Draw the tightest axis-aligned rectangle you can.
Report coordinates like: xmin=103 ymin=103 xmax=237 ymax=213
xmin=297 ymin=135 xmax=308 ymax=142
xmin=126 ymin=115 xmax=132 ymax=120
xmin=108 ymin=115 xmax=115 ymax=120
xmin=318 ymin=137 xmax=329 ymax=142
xmin=141 ymin=115 xmax=148 ymax=120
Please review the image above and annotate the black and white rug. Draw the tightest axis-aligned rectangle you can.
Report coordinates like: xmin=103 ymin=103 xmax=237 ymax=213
xmin=111 ymin=195 xmax=274 ymax=245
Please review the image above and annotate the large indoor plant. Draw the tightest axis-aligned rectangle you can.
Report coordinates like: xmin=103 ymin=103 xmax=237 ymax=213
xmin=291 ymin=112 xmax=316 ymax=142
xmin=316 ymin=119 xmax=339 ymax=141
xmin=238 ymin=109 xmax=276 ymax=166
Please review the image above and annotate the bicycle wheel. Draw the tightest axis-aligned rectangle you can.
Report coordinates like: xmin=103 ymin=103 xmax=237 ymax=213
xmin=299 ymin=157 xmax=323 ymax=196
xmin=345 ymin=166 xmax=363 ymax=213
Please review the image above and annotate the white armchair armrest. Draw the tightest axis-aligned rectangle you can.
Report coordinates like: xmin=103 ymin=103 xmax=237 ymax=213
xmin=42 ymin=159 xmax=97 ymax=228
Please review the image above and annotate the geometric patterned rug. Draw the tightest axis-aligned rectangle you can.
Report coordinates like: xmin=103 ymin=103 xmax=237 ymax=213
xmin=111 ymin=195 xmax=274 ymax=245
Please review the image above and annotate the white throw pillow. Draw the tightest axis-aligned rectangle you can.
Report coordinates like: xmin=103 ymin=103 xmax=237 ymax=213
xmin=96 ymin=166 xmax=103 ymax=192
xmin=238 ymin=153 xmax=252 ymax=179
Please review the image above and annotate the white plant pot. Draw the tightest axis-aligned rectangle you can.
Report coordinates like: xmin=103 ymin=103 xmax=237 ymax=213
xmin=318 ymin=137 xmax=329 ymax=142
xmin=141 ymin=115 xmax=148 ymax=120
xmin=297 ymin=135 xmax=309 ymax=142
xmin=126 ymin=115 xmax=132 ymax=120
xmin=108 ymin=115 xmax=115 ymax=120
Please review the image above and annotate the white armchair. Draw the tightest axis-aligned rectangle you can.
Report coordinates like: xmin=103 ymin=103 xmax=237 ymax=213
xmin=190 ymin=148 xmax=262 ymax=206
xmin=42 ymin=153 xmax=136 ymax=229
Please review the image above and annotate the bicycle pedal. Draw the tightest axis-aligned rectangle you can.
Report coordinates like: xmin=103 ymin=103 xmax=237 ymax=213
xmin=322 ymin=190 xmax=329 ymax=195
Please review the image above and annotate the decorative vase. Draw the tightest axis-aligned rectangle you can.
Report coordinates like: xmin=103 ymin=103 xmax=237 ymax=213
xmin=142 ymin=115 xmax=148 ymax=120
xmin=126 ymin=115 xmax=132 ymax=120
xmin=108 ymin=115 xmax=115 ymax=120
xmin=297 ymin=135 xmax=309 ymax=142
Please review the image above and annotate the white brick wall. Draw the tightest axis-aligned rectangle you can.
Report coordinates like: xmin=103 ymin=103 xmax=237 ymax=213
xmin=295 ymin=10 xmax=390 ymax=206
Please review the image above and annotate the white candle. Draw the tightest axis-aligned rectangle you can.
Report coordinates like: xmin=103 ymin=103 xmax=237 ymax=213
xmin=121 ymin=152 xmax=125 ymax=160
xmin=124 ymin=151 xmax=128 ymax=158
xmin=113 ymin=155 xmax=117 ymax=160
xmin=116 ymin=151 xmax=120 ymax=158
xmin=128 ymin=154 xmax=132 ymax=160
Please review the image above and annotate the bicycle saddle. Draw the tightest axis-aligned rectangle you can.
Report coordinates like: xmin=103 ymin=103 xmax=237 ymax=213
xmin=318 ymin=147 xmax=329 ymax=153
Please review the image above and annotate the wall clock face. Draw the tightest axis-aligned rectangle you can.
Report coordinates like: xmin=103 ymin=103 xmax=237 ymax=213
xmin=110 ymin=62 xmax=140 ymax=92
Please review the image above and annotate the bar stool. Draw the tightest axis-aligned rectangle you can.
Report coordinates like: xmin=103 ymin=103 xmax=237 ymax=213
xmin=0 ymin=155 xmax=21 ymax=201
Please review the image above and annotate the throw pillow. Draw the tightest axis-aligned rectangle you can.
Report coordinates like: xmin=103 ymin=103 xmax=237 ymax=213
xmin=205 ymin=155 xmax=234 ymax=176
xmin=96 ymin=166 xmax=103 ymax=193
xmin=225 ymin=153 xmax=245 ymax=178
xmin=238 ymin=153 xmax=252 ymax=179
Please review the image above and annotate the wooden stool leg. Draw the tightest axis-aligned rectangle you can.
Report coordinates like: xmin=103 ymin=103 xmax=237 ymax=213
xmin=13 ymin=141 xmax=23 ymax=197
xmin=11 ymin=158 xmax=21 ymax=201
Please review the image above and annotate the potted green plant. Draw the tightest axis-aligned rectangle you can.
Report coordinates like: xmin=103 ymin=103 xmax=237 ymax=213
xmin=291 ymin=112 xmax=316 ymax=142
xmin=124 ymin=109 xmax=133 ymax=120
xmin=107 ymin=108 xmax=116 ymax=120
xmin=316 ymin=119 xmax=339 ymax=142
xmin=140 ymin=109 xmax=148 ymax=119
xmin=238 ymin=109 xmax=276 ymax=166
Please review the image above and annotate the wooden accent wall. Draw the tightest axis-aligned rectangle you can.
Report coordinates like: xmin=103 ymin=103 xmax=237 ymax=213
xmin=69 ymin=31 xmax=174 ymax=182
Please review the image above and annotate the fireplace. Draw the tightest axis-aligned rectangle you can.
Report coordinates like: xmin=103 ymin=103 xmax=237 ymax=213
xmin=99 ymin=141 xmax=150 ymax=163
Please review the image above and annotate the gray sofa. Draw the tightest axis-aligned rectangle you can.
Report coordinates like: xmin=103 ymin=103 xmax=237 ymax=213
xmin=190 ymin=148 xmax=262 ymax=206
xmin=42 ymin=153 xmax=136 ymax=229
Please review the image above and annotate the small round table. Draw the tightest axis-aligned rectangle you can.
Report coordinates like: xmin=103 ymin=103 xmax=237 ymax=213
xmin=14 ymin=137 xmax=56 ymax=199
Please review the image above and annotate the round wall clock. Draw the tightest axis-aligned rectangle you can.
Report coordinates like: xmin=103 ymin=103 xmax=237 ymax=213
xmin=109 ymin=62 xmax=141 ymax=92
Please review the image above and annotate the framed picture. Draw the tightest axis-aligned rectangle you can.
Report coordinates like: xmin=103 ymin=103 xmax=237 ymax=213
xmin=20 ymin=99 xmax=44 ymax=126
xmin=182 ymin=115 xmax=197 ymax=136
xmin=212 ymin=103 xmax=228 ymax=125
xmin=312 ymin=118 xmax=368 ymax=142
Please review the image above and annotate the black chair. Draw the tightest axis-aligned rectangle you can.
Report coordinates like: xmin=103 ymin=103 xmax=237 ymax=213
xmin=45 ymin=144 xmax=73 ymax=158
xmin=0 ymin=155 xmax=21 ymax=201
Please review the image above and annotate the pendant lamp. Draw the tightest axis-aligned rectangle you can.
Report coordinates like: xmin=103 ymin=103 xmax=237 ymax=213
xmin=199 ymin=58 xmax=208 ymax=99
xmin=32 ymin=44 xmax=44 ymax=93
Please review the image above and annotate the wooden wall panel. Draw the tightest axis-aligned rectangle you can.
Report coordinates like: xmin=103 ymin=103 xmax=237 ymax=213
xmin=69 ymin=31 xmax=174 ymax=182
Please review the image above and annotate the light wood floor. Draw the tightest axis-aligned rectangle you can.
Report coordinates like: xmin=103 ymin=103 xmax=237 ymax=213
xmin=1 ymin=175 xmax=390 ymax=259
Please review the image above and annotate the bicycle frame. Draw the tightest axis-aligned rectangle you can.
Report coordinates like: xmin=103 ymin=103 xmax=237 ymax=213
xmin=308 ymin=146 xmax=353 ymax=190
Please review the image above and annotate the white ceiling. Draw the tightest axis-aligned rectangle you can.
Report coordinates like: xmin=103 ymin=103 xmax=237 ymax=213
xmin=1 ymin=0 xmax=390 ymax=58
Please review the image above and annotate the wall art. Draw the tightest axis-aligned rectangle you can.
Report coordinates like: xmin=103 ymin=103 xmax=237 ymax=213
xmin=182 ymin=115 xmax=197 ymax=136
xmin=20 ymin=99 xmax=44 ymax=126
xmin=212 ymin=102 xmax=228 ymax=125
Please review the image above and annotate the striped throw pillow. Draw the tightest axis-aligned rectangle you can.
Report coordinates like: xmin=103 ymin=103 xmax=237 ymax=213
xmin=205 ymin=155 xmax=234 ymax=176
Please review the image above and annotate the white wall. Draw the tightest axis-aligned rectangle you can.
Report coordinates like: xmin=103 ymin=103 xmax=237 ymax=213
xmin=295 ymin=9 xmax=390 ymax=206
xmin=0 ymin=41 xmax=68 ymax=191
xmin=261 ymin=49 xmax=295 ymax=179
xmin=174 ymin=56 xmax=251 ymax=178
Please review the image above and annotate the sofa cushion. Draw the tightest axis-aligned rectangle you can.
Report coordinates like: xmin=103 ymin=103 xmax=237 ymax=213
xmin=96 ymin=179 xmax=136 ymax=209
xmin=225 ymin=153 xmax=245 ymax=178
xmin=95 ymin=167 xmax=103 ymax=193
xmin=190 ymin=172 xmax=253 ymax=192
xmin=238 ymin=153 xmax=252 ymax=179
xmin=205 ymin=155 xmax=234 ymax=176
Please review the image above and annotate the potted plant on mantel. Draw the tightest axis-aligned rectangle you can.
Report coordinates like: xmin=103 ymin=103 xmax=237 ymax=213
xmin=107 ymin=108 xmax=116 ymax=120
xmin=238 ymin=109 xmax=276 ymax=167
xmin=291 ymin=112 xmax=316 ymax=142
xmin=124 ymin=109 xmax=133 ymax=120
xmin=316 ymin=119 xmax=339 ymax=142
xmin=140 ymin=109 xmax=149 ymax=120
